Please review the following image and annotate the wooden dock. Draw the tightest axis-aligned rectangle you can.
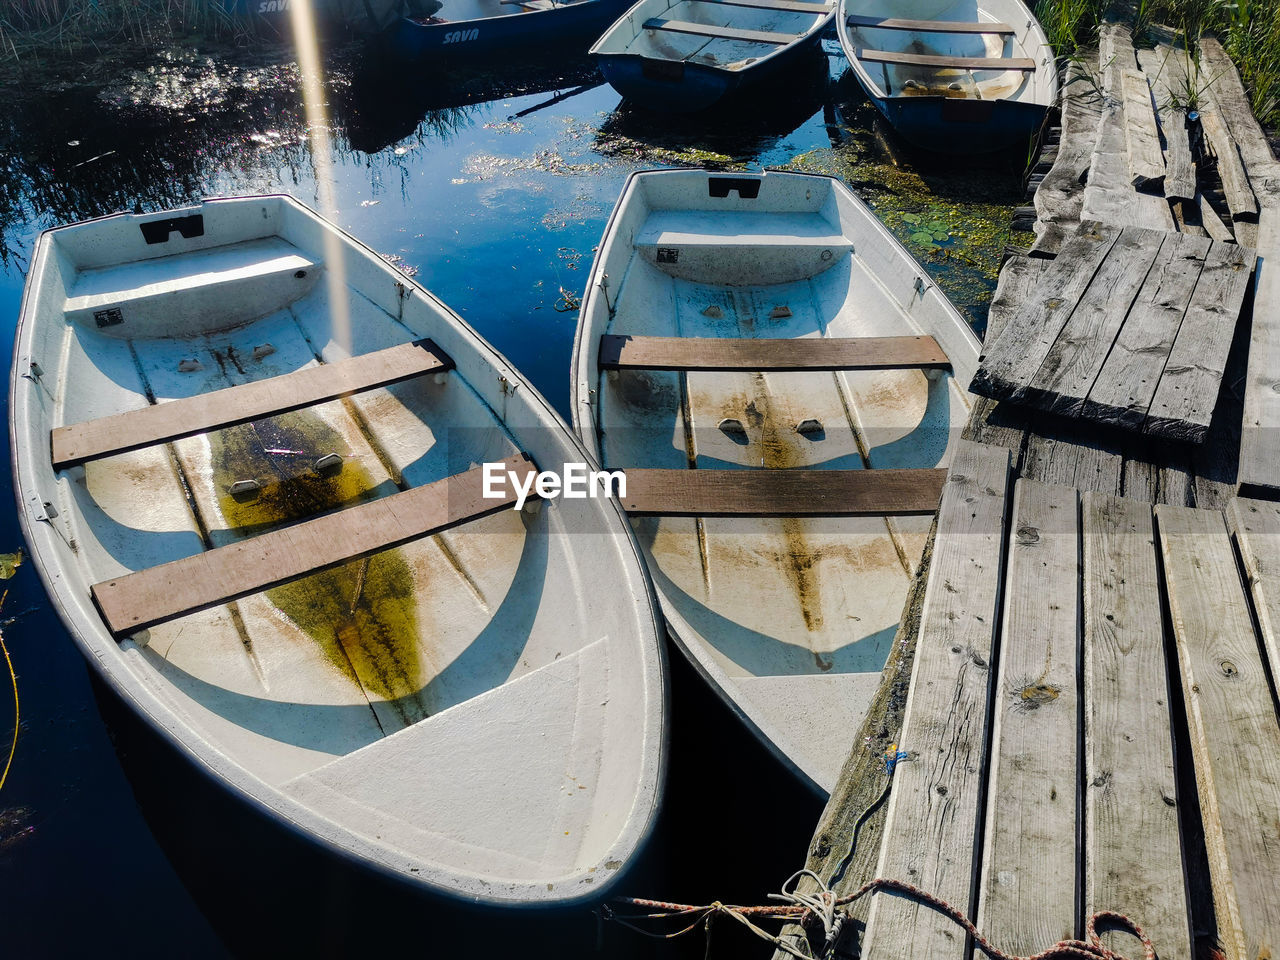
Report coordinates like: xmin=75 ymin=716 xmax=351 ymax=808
xmin=773 ymin=21 xmax=1280 ymax=960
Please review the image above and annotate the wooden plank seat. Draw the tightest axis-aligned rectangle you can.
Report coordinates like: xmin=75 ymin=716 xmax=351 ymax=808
xmin=693 ymin=0 xmax=832 ymax=13
xmin=91 ymin=454 xmax=537 ymax=637
xmin=51 ymin=339 xmax=453 ymax=471
xmin=599 ymin=334 xmax=951 ymax=372
xmin=857 ymin=47 xmax=1036 ymax=70
xmin=641 ymin=17 xmax=801 ymax=44
xmin=846 ymin=14 xmax=1013 ymax=33
xmin=618 ymin=467 xmax=948 ymax=516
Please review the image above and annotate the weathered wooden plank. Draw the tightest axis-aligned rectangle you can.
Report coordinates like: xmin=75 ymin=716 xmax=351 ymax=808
xmin=91 ymin=454 xmax=536 ymax=637
xmin=1033 ymin=55 xmax=1104 ymax=256
xmin=861 ymin=440 xmax=1012 ymax=960
xmin=1023 ymin=225 xmax=1167 ymax=416
xmin=618 ymin=467 xmax=947 ymax=516
xmin=970 ymin=221 xmax=1123 ymax=401
xmin=1198 ymin=39 xmax=1280 ymax=190
xmin=1198 ymin=103 xmax=1259 ymax=223
xmin=1082 ymin=492 xmax=1192 ymax=960
xmin=642 ymin=17 xmax=798 ymax=43
xmin=845 ymin=14 xmax=1011 ymax=32
xmin=1083 ymin=232 xmax=1212 ymax=430
xmin=1238 ymin=208 xmax=1280 ymax=495
xmin=975 ymin=480 xmax=1079 ymax=954
xmin=1195 ymin=193 xmax=1235 ymax=242
xmin=1227 ymin=497 xmax=1280 ymax=683
xmin=598 ymin=334 xmax=950 ymax=372
xmin=1155 ymin=504 xmax=1280 ymax=960
xmin=1135 ymin=45 xmax=1197 ymax=203
xmin=856 ymin=48 xmax=1035 ymax=71
xmin=1121 ymin=69 xmax=1166 ymax=191
xmin=1144 ymin=242 xmax=1257 ymax=442
xmin=1080 ymin=25 xmax=1177 ymax=232
xmin=51 ymin=339 xmax=453 ymax=471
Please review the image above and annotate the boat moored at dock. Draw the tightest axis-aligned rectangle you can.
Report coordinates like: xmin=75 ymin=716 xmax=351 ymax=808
xmin=571 ymin=168 xmax=979 ymax=794
xmin=10 ymin=195 xmax=667 ymax=907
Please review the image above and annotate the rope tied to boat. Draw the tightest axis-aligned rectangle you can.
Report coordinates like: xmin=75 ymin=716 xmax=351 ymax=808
xmin=607 ymin=873 xmax=1156 ymax=960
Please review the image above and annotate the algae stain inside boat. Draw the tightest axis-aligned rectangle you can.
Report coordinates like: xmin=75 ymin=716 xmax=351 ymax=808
xmin=210 ymin=409 xmax=427 ymax=724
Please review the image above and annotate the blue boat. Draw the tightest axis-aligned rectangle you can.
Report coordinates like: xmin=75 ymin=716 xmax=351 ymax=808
xmin=836 ymin=0 xmax=1057 ymax=152
xmin=590 ymin=0 xmax=834 ymax=113
xmin=383 ymin=0 xmax=634 ymax=60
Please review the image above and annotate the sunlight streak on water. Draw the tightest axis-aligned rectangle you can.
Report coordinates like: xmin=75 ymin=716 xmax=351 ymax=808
xmin=290 ymin=0 xmax=351 ymax=355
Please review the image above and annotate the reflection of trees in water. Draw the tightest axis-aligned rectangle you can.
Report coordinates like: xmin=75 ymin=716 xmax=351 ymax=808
xmin=0 ymin=46 xmax=463 ymax=269
xmin=0 ymin=46 xmax=611 ymax=268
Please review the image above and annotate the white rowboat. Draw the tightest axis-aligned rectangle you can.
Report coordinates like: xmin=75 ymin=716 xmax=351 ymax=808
xmin=571 ymin=169 xmax=978 ymax=794
xmin=10 ymin=195 xmax=666 ymax=906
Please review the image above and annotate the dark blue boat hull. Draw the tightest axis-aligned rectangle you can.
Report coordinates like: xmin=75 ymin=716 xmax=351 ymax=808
xmin=596 ymin=33 xmax=824 ymax=113
xmin=385 ymin=0 xmax=630 ymax=59
xmin=872 ymin=93 xmax=1049 ymax=153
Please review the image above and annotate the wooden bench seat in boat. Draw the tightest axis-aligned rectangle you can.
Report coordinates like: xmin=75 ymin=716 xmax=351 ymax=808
xmin=641 ymin=17 xmax=801 ymax=44
xmin=693 ymin=0 xmax=831 ymax=14
xmin=51 ymin=339 xmax=454 ymax=470
xmin=619 ymin=467 xmax=948 ymax=516
xmin=846 ymin=14 xmax=1013 ymax=33
xmin=857 ymin=47 xmax=1036 ymax=70
xmin=91 ymin=453 xmax=537 ymax=637
xmin=63 ymin=237 xmax=320 ymax=331
xmin=599 ymin=334 xmax=951 ymax=372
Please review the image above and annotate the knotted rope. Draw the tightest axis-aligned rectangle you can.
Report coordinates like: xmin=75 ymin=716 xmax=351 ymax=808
xmin=608 ymin=872 xmax=1156 ymax=960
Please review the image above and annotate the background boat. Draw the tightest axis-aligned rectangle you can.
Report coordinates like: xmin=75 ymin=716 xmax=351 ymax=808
xmin=381 ymin=0 xmax=635 ymax=61
xmin=836 ymin=0 xmax=1057 ymax=152
xmin=590 ymin=0 xmax=834 ymax=112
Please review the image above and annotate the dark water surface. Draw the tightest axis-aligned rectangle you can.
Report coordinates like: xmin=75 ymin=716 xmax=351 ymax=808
xmin=0 ymin=38 xmax=1027 ymax=957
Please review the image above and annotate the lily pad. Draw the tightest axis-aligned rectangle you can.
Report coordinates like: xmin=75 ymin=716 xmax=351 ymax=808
xmin=0 ymin=550 xmax=21 ymax=580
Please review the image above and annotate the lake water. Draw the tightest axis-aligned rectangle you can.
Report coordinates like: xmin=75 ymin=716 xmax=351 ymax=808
xmin=0 ymin=37 xmax=1027 ymax=957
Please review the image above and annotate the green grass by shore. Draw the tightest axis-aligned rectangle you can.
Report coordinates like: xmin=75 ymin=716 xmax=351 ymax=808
xmin=1035 ymin=0 xmax=1280 ymax=126
xmin=0 ymin=0 xmax=258 ymax=61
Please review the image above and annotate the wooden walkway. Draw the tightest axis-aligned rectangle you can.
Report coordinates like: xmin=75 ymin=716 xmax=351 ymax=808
xmin=971 ymin=222 xmax=1256 ymax=443
xmin=857 ymin=440 xmax=1280 ymax=960
xmin=774 ymin=22 xmax=1280 ymax=960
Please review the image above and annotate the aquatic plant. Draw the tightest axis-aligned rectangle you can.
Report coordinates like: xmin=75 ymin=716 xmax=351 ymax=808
xmin=1033 ymin=0 xmax=1280 ymax=125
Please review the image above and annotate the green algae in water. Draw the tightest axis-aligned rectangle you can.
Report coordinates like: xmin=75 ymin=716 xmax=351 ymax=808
xmin=211 ymin=409 xmax=427 ymax=726
xmin=784 ymin=140 xmax=1024 ymax=336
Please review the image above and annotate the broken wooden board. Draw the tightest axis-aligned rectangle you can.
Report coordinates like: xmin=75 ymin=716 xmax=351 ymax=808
xmin=1121 ymin=69 xmax=1165 ymax=191
xmin=970 ymin=222 xmax=1255 ymax=444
